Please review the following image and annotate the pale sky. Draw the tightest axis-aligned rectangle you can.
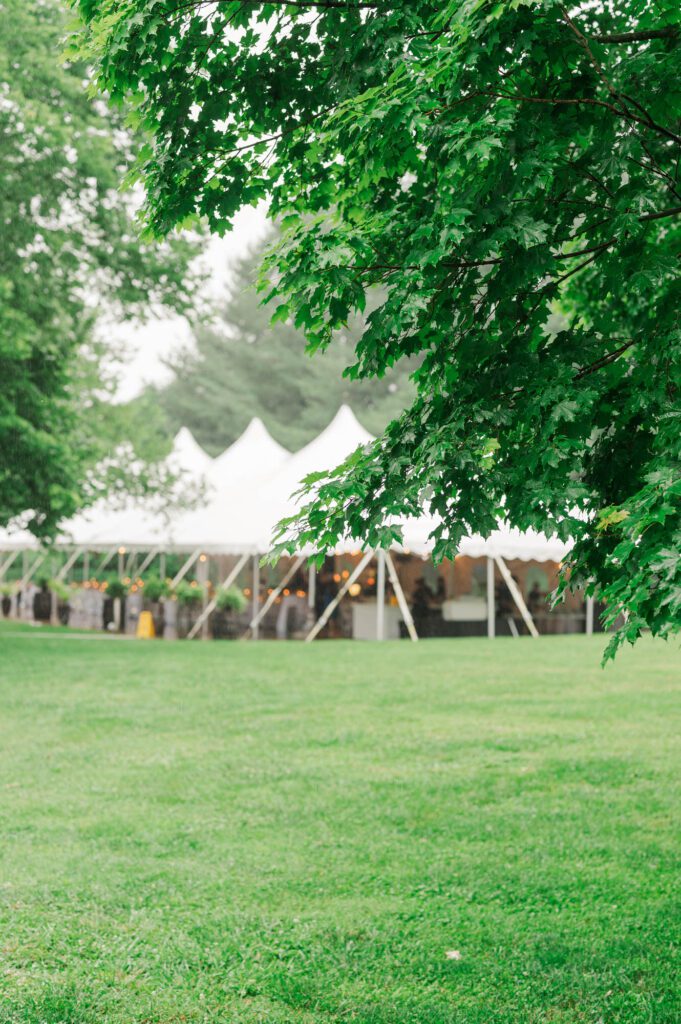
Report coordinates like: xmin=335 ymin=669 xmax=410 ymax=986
xmin=111 ymin=204 xmax=270 ymax=402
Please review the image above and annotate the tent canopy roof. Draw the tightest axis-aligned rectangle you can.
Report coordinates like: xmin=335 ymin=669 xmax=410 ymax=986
xmin=0 ymin=407 xmax=572 ymax=562
xmin=169 ymin=427 xmax=213 ymax=475
xmin=211 ymin=417 xmax=289 ymax=485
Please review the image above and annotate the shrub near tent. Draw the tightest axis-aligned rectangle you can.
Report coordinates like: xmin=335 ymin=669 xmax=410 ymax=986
xmin=212 ymin=585 xmax=248 ymax=640
xmin=173 ymin=581 xmax=205 ymax=639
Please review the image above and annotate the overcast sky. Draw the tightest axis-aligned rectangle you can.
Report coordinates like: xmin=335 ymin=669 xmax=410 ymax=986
xmin=112 ymin=204 xmax=269 ymax=402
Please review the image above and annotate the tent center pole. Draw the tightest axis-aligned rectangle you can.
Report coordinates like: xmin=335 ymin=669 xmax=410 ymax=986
xmin=307 ymin=562 xmax=316 ymax=625
xmin=376 ymin=550 xmax=386 ymax=641
xmin=199 ymin=555 xmax=209 ymax=640
xmin=252 ymin=554 xmax=260 ymax=640
xmin=486 ymin=556 xmax=495 ymax=638
xmin=585 ymin=594 xmax=595 ymax=635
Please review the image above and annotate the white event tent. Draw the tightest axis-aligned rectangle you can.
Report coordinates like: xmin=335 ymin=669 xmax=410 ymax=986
xmin=0 ymin=406 xmax=581 ymax=639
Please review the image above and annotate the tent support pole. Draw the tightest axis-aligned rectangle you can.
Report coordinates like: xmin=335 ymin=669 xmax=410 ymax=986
xmin=384 ymin=552 xmax=418 ymax=642
xmin=200 ymin=556 xmax=210 ymax=640
xmin=306 ymin=562 xmax=317 ymax=627
xmin=305 ymin=550 xmax=374 ymax=643
xmin=20 ymin=551 xmax=47 ymax=589
xmin=245 ymin=554 xmax=306 ymax=638
xmin=494 ymin=556 xmax=539 ymax=638
xmin=486 ymin=556 xmax=495 ymax=638
xmin=18 ymin=551 xmax=48 ymax=621
xmin=56 ymin=547 xmax=83 ymax=582
xmin=0 ymin=550 xmax=19 ymax=581
xmin=136 ymin=547 xmax=162 ymax=579
xmin=170 ymin=548 xmax=202 ymax=588
xmin=124 ymin=549 xmax=137 ymax=576
xmin=376 ymin=550 xmax=386 ymax=641
xmin=585 ymin=594 xmax=595 ymax=635
xmin=251 ymin=555 xmax=260 ymax=640
xmin=94 ymin=549 xmax=116 ymax=576
xmin=186 ymin=552 xmax=250 ymax=641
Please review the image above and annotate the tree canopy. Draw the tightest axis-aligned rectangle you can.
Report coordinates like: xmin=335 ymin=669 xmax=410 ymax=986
xmin=154 ymin=233 xmax=416 ymax=452
xmin=0 ymin=0 xmax=196 ymax=539
xmin=74 ymin=0 xmax=680 ymax=655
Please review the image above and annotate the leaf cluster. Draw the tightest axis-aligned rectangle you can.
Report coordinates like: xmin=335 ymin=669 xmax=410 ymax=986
xmin=74 ymin=0 xmax=681 ymax=654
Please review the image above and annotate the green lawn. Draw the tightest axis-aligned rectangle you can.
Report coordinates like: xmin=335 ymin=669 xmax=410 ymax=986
xmin=0 ymin=629 xmax=678 ymax=1024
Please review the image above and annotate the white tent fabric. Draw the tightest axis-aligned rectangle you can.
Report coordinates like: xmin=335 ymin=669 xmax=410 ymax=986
xmin=198 ymin=404 xmax=374 ymax=553
xmin=400 ymin=515 xmax=571 ymax=563
xmin=168 ymin=427 xmax=213 ymax=477
xmin=0 ymin=526 xmax=38 ymax=551
xmin=167 ymin=418 xmax=292 ymax=550
xmin=211 ymin=417 xmax=289 ymax=488
xmin=0 ymin=407 xmax=572 ymax=563
xmin=58 ymin=428 xmax=213 ymax=549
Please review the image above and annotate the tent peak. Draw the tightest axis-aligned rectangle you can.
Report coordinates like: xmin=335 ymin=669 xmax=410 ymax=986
xmin=173 ymin=425 xmax=197 ymax=445
xmin=170 ymin=427 xmax=213 ymax=470
xmin=321 ymin=405 xmax=373 ymax=443
xmin=213 ymin=416 xmax=290 ymax=472
xmin=239 ymin=416 xmax=277 ymax=442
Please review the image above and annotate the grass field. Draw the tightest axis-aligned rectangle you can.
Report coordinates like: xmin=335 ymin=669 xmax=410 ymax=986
xmin=0 ymin=627 xmax=678 ymax=1023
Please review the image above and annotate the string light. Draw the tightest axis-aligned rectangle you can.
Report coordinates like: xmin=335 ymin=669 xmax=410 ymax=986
xmin=341 ymin=570 xmax=350 ymax=580
xmin=349 ymin=583 xmax=361 ymax=597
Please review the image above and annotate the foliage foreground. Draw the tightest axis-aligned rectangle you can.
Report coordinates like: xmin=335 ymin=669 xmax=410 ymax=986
xmin=74 ymin=0 xmax=681 ymax=654
xmin=0 ymin=630 xmax=678 ymax=1024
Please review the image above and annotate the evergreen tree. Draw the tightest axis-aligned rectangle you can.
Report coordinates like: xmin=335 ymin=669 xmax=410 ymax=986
xmin=158 ymin=235 xmax=416 ymax=453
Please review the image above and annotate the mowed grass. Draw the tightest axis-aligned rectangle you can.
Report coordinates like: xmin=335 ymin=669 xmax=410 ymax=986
xmin=0 ymin=629 xmax=678 ymax=1024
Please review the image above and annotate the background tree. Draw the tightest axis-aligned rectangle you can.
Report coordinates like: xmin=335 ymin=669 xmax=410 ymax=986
xmin=0 ymin=0 xmax=196 ymax=539
xmin=75 ymin=0 xmax=680 ymax=655
xmin=154 ymin=233 xmax=416 ymax=452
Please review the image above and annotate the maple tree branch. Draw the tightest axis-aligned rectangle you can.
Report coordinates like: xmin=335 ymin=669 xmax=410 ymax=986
xmin=168 ymin=0 xmax=385 ymax=13
xmin=593 ymin=27 xmax=679 ymax=44
xmin=436 ymin=91 xmax=681 ymax=145
xmin=346 ymin=205 xmax=680 ymax=279
xmin=574 ymin=340 xmax=636 ymax=380
xmin=560 ymin=8 xmax=681 ymax=145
